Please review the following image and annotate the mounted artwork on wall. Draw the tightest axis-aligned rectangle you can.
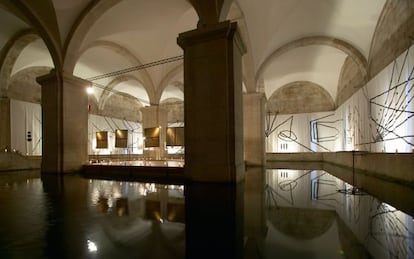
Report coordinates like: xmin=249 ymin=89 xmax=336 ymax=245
xmin=96 ymin=131 xmax=108 ymax=149
xmin=144 ymin=127 xmax=160 ymax=147
xmin=115 ymin=129 xmax=128 ymax=148
xmin=166 ymin=127 xmax=184 ymax=146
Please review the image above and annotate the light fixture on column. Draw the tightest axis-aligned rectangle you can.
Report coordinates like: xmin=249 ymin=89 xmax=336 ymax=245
xmin=86 ymin=86 xmax=94 ymax=95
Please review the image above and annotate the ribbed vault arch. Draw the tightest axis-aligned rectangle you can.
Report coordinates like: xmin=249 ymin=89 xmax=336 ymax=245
xmin=98 ymin=74 xmax=147 ymax=111
xmin=0 ymin=30 xmax=39 ymax=96
xmin=155 ymin=63 xmax=183 ymax=104
xmin=63 ymin=0 xmax=122 ymax=73
xmin=256 ymin=36 xmax=368 ymax=83
xmin=79 ymin=40 xmax=156 ymax=103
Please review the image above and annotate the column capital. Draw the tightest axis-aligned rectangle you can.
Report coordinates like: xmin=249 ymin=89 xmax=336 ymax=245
xmin=243 ymin=92 xmax=266 ymax=100
xmin=177 ymin=21 xmax=246 ymax=55
xmin=36 ymin=70 xmax=91 ymax=90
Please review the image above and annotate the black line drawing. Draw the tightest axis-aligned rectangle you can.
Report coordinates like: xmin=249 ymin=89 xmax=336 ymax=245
xmin=265 ymin=111 xmax=341 ymax=152
xmin=310 ymin=113 xmax=342 ymax=152
xmin=369 ymin=46 xmax=414 ymax=148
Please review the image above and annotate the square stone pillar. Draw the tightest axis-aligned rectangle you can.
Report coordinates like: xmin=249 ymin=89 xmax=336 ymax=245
xmin=178 ymin=21 xmax=246 ymax=183
xmin=37 ymin=71 xmax=89 ymax=173
xmin=0 ymin=97 xmax=11 ymax=150
xmin=244 ymin=92 xmax=266 ymax=166
xmin=141 ymin=105 xmax=168 ymax=160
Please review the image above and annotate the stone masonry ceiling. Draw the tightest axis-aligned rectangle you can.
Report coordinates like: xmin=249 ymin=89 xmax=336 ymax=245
xmin=1 ymin=0 xmax=411 ymax=114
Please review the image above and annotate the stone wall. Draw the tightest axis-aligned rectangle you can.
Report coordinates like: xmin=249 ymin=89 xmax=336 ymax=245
xmin=368 ymin=0 xmax=414 ymax=79
xmin=336 ymin=56 xmax=365 ymax=106
xmin=0 ymin=152 xmax=41 ymax=171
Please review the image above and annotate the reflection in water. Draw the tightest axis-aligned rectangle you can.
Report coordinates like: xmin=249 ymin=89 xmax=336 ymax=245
xmin=264 ymin=169 xmax=414 ymax=259
xmin=0 ymin=169 xmax=412 ymax=258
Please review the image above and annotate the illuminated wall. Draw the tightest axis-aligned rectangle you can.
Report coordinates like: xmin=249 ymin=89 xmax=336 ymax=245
xmin=10 ymin=100 xmax=42 ymax=155
xmin=88 ymin=114 xmax=143 ymax=155
xmin=266 ymin=44 xmax=414 ymax=153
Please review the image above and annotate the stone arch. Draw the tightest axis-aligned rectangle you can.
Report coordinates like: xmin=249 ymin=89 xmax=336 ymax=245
xmin=267 ymin=81 xmax=335 ymax=114
xmin=256 ymin=36 xmax=368 ymax=83
xmin=0 ymin=1 xmax=62 ymax=71
xmin=79 ymin=40 xmax=156 ymax=103
xmin=336 ymin=56 xmax=366 ymax=106
xmin=8 ymin=66 xmax=52 ymax=103
xmin=0 ymin=30 xmax=39 ymax=96
xmin=226 ymin=0 xmax=256 ymax=93
xmin=368 ymin=0 xmax=414 ymax=79
xmin=98 ymin=75 xmax=147 ymax=111
xmin=63 ymin=0 xmax=122 ymax=73
xmin=155 ymin=63 xmax=184 ymax=104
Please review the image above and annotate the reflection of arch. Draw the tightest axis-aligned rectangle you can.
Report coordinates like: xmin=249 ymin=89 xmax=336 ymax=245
xmin=79 ymin=40 xmax=156 ymax=102
xmin=268 ymin=207 xmax=336 ymax=240
xmin=256 ymin=36 xmax=368 ymax=82
xmin=0 ymin=30 xmax=39 ymax=95
xmin=98 ymin=75 xmax=147 ymax=110
xmin=267 ymin=81 xmax=335 ymax=114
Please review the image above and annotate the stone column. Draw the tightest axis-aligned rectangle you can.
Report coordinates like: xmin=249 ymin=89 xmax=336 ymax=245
xmin=178 ymin=21 xmax=246 ymax=183
xmin=0 ymin=96 xmax=11 ymax=150
xmin=141 ymin=105 xmax=168 ymax=160
xmin=244 ymin=92 xmax=266 ymax=166
xmin=37 ymin=71 xmax=89 ymax=173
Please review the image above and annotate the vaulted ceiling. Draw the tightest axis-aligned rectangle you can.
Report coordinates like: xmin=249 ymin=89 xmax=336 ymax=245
xmin=0 ymin=0 xmax=402 ymax=114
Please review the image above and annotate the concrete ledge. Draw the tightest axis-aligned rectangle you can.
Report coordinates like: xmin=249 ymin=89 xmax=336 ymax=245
xmin=0 ymin=152 xmax=41 ymax=171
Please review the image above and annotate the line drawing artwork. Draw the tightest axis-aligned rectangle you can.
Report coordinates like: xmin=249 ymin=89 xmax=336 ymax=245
xmin=265 ymin=112 xmax=342 ymax=152
xmin=310 ymin=113 xmax=342 ymax=152
xmin=369 ymin=46 xmax=414 ymax=148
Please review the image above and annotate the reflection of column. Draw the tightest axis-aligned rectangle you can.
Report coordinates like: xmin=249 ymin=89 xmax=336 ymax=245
xmin=178 ymin=21 xmax=246 ymax=182
xmin=37 ymin=71 xmax=89 ymax=173
xmin=244 ymin=167 xmax=267 ymax=237
xmin=141 ymin=105 xmax=168 ymax=159
xmin=41 ymin=175 xmax=89 ymax=258
xmin=244 ymin=93 xmax=266 ymax=166
xmin=0 ymin=96 xmax=11 ymax=149
xmin=185 ymin=182 xmax=244 ymax=258
xmin=244 ymin=167 xmax=267 ymax=256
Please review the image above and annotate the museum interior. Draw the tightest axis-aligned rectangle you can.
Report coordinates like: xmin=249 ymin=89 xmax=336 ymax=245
xmin=0 ymin=0 xmax=414 ymax=258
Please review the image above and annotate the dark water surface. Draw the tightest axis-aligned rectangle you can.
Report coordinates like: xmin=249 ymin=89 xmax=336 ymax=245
xmin=0 ymin=168 xmax=413 ymax=259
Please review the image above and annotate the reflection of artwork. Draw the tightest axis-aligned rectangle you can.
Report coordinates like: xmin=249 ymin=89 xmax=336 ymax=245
xmin=115 ymin=129 xmax=128 ymax=148
xmin=369 ymin=47 xmax=414 ymax=147
xmin=96 ymin=131 xmax=108 ymax=149
xmin=368 ymin=200 xmax=414 ymax=258
xmin=144 ymin=127 xmax=160 ymax=147
xmin=166 ymin=127 xmax=184 ymax=146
